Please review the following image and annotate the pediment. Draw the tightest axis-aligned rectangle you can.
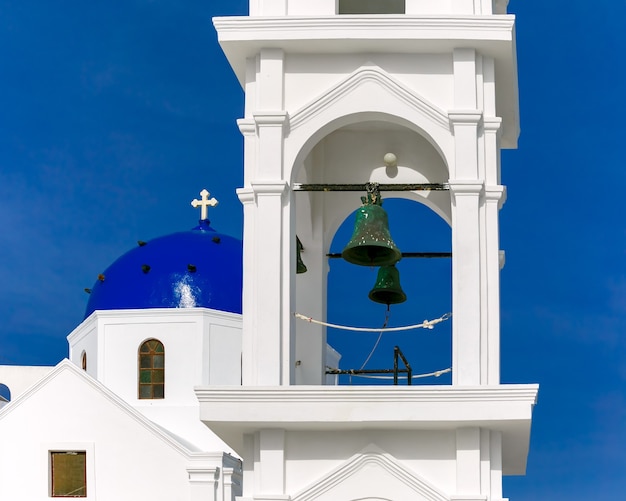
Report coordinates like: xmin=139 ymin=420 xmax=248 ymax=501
xmin=292 ymin=444 xmax=448 ymax=501
xmin=289 ymin=63 xmax=450 ymax=133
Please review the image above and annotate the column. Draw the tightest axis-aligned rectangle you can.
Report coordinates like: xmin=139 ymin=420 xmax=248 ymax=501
xmin=187 ymin=466 xmax=219 ymax=501
xmin=450 ymin=181 xmax=484 ymax=385
xmin=453 ymin=427 xmax=486 ymax=501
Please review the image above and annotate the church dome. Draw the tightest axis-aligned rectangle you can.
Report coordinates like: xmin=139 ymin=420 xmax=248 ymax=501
xmin=84 ymin=191 xmax=242 ymax=318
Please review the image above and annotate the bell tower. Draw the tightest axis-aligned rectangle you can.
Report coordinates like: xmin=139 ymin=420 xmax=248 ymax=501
xmin=198 ymin=1 xmax=538 ymax=500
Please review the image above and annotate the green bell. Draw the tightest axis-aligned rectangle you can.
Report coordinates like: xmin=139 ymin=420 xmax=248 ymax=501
xmin=296 ymin=236 xmax=307 ymax=274
xmin=368 ymin=264 xmax=407 ymax=305
xmin=342 ymin=194 xmax=401 ymax=266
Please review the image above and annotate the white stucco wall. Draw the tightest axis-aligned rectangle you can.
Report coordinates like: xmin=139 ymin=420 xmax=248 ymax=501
xmin=67 ymin=308 xmax=243 ymax=452
xmin=0 ymin=365 xmax=53 ymax=401
xmin=0 ymin=363 xmax=238 ymax=501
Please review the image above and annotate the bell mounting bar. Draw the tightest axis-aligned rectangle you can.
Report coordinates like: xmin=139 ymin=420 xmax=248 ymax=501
xmin=326 ymin=252 xmax=451 ymax=259
xmin=293 ymin=182 xmax=449 ymax=192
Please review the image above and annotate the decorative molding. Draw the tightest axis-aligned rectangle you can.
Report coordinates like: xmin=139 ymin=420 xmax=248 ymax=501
xmin=186 ymin=466 xmax=220 ymax=483
xmin=448 ymin=110 xmax=483 ymax=126
xmin=450 ymin=496 xmax=487 ymax=501
xmin=292 ymin=445 xmax=448 ymax=501
xmin=254 ymin=111 xmax=290 ymax=127
xmin=250 ymin=180 xmax=290 ymax=196
xmin=237 ymin=187 xmax=256 ymax=205
xmin=449 ymin=180 xmax=485 ymax=198
xmin=483 ymin=117 xmax=502 ymax=133
xmin=196 ymin=384 xmax=539 ymax=406
xmin=289 ymin=64 xmax=449 ymax=131
xmin=214 ymin=16 xmax=516 ymax=41
xmin=237 ymin=118 xmax=257 ymax=136
xmin=254 ymin=496 xmax=291 ymax=501
xmin=484 ymin=185 xmax=507 ymax=208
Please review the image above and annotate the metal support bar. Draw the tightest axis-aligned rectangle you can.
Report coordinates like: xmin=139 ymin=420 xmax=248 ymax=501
xmin=325 ymin=368 xmax=411 ymax=375
xmin=326 ymin=346 xmax=414 ymax=386
xmin=394 ymin=346 xmax=412 ymax=386
xmin=293 ymin=183 xmax=449 ymax=192
xmin=327 ymin=252 xmax=451 ymax=259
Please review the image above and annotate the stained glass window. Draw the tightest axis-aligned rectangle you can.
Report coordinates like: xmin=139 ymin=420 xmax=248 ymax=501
xmin=138 ymin=339 xmax=165 ymax=399
xmin=50 ymin=451 xmax=86 ymax=497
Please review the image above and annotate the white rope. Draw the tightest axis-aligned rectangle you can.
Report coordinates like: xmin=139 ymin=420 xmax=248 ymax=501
xmin=359 ymin=311 xmax=389 ymax=370
xmin=327 ymin=367 xmax=452 ymax=380
xmin=294 ymin=312 xmax=451 ymax=332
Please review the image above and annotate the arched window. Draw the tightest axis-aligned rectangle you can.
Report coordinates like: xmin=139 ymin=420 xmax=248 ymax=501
xmin=138 ymin=339 xmax=165 ymax=399
xmin=81 ymin=351 xmax=87 ymax=371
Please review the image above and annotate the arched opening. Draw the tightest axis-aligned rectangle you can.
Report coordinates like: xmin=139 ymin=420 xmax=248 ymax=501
xmin=327 ymin=198 xmax=452 ymax=385
xmin=138 ymin=339 xmax=165 ymax=399
xmin=293 ymin=117 xmax=451 ymax=385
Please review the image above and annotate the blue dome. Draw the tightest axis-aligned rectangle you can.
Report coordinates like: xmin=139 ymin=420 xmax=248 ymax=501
xmin=85 ymin=220 xmax=242 ymax=318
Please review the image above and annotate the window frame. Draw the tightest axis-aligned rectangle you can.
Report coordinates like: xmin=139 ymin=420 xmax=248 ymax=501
xmin=138 ymin=338 xmax=165 ymax=400
xmin=50 ymin=450 xmax=87 ymax=498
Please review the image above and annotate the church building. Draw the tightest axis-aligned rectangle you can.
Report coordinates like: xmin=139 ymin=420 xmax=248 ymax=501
xmin=0 ymin=1 xmax=537 ymax=500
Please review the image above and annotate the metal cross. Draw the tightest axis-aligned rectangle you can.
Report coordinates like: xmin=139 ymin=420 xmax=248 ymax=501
xmin=191 ymin=189 xmax=218 ymax=220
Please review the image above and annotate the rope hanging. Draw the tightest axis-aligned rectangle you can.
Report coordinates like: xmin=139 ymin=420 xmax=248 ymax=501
xmin=294 ymin=312 xmax=451 ymax=332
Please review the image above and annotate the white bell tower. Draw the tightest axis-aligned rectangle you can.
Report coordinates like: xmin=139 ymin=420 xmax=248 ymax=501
xmin=198 ymin=1 xmax=538 ymax=500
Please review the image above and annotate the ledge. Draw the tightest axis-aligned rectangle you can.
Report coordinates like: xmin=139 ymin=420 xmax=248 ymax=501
xmin=213 ymin=15 xmax=515 ymax=81
xmin=196 ymin=384 xmax=538 ymax=474
xmin=213 ymin=14 xmax=519 ymax=148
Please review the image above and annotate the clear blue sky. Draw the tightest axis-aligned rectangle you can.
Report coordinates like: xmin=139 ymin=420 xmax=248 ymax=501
xmin=1 ymin=1 xmax=624 ymax=499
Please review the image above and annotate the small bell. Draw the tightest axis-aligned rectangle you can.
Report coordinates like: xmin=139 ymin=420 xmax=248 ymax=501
xmin=342 ymin=186 xmax=401 ymax=266
xmin=368 ymin=264 xmax=407 ymax=305
xmin=296 ymin=236 xmax=307 ymax=274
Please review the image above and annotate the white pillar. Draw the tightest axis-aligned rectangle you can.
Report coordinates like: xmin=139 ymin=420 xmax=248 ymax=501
xmin=455 ymin=427 xmax=484 ymax=500
xmin=187 ymin=467 xmax=219 ymax=501
xmin=450 ymin=181 xmax=484 ymax=385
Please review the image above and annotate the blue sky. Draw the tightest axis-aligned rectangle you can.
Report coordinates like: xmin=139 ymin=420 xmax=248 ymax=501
xmin=1 ymin=1 xmax=624 ymax=499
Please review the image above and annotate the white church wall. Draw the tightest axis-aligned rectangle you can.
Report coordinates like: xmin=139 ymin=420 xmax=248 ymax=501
xmin=67 ymin=314 xmax=99 ymax=377
xmin=66 ymin=308 xmax=242 ymax=452
xmin=206 ymin=322 xmax=242 ymax=385
xmin=0 ymin=362 xmax=233 ymax=501
xmin=283 ymin=430 xmax=457 ymax=495
xmin=0 ymin=365 xmax=53 ymax=401
xmin=67 ymin=308 xmax=242 ymax=404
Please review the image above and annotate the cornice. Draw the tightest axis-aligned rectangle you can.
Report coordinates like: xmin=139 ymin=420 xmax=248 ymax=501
xmin=214 ymin=15 xmax=516 ymax=42
xmin=196 ymin=384 xmax=538 ymax=405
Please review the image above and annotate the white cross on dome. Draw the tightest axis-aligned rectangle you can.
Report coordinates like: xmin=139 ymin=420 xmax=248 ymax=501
xmin=191 ymin=189 xmax=219 ymax=220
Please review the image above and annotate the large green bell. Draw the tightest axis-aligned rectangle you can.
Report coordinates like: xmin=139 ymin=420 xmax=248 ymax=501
xmin=368 ymin=264 xmax=407 ymax=305
xmin=342 ymin=196 xmax=401 ymax=266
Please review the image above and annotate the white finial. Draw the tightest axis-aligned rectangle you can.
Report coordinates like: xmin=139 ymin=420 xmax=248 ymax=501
xmin=191 ymin=189 xmax=219 ymax=220
xmin=383 ymin=152 xmax=397 ymax=168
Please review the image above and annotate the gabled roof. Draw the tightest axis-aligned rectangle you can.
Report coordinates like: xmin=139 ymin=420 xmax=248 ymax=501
xmin=0 ymin=359 xmax=228 ymax=462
